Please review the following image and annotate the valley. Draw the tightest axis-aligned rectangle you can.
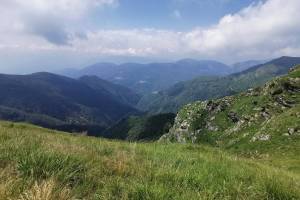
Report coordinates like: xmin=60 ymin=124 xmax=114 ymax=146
xmin=0 ymin=72 xmax=140 ymax=135
xmin=1 ymin=1 xmax=300 ymax=199
xmin=138 ymin=56 xmax=300 ymax=114
xmin=59 ymin=59 xmax=233 ymax=95
xmin=0 ymin=61 xmax=299 ymax=200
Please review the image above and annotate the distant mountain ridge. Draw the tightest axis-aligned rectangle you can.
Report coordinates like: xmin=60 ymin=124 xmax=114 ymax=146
xmin=0 ymin=72 xmax=139 ymax=135
xmin=59 ymin=59 xmax=232 ymax=94
xmin=138 ymin=56 xmax=300 ymax=114
xmin=231 ymin=60 xmax=268 ymax=73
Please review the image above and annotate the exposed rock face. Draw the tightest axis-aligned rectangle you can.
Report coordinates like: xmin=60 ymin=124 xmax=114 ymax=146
xmin=161 ymin=98 xmax=233 ymax=143
xmin=161 ymin=65 xmax=300 ymax=146
xmin=228 ymin=111 xmax=239 ymax=123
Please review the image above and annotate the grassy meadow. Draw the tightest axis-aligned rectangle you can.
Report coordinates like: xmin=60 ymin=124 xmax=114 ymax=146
xmin=0 ymin=121 xmax=299 ymax=200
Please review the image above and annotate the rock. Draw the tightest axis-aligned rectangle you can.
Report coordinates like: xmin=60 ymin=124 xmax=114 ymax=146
xmin=228 ymin=111 xmax=239 ymax=123
xmin=206 ymin=101 xmax=219 ymax=112
xmin=246 ymin=88 xmax=260 ymax=96
xmin=288 ymin=128 xmax=295 ymax=135
xmin=206 ymin=122 xmax=219 ymax=131
xmin=282 ymin=80 xmax=300 ymax=93
xmin=242 ymin=115 xmax=250 ymax=121
xmin=251 ymin=134 xmax=271 ymax=142
xmin=180 ymin=121 xmax=189 ymax=129
xmin=260 ymin=135 xmax=271 ymax=141
xmin=275 ymin=96 xmax=292 ymax=108
xmin=261 ymin=111 xmax=270 ymax=119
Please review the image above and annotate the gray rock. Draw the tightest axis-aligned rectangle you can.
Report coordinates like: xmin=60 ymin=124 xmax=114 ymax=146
xmin=228 ymin=111 xmax=239 ymax=123
xmin=251 ymin=134 xmax=271 ymax=142
xmin=288 ymin=128 xmax=295 ymax=135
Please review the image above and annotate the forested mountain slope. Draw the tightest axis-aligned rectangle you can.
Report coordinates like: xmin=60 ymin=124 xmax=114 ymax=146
xmin=138 ymin=56 xmax=300 ymax=114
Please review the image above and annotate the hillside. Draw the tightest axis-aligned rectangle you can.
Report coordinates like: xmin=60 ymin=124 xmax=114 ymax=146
xmin=0 ymin=72 xmax=138 ymax=135
xmin=79 ymin=75 xmax=141 ymax=107
xmin=162 ymin=65 xmax=300 ymax=160
xmin=231 ymin=60 xmax=267 ymax=73
xmin=138 ymin=56 xmax=300 ymax=114
xmin=103 ymin=113 xmax=176 ymax=141
xmin=0 ymin=121 xmax=299 ymax=199
xmin=60 ymin=59 xmax=231 ymax=94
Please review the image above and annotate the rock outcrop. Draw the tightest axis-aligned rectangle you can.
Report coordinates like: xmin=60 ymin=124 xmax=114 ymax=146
xmin=161 ymin=65 xmax=300 ymax=148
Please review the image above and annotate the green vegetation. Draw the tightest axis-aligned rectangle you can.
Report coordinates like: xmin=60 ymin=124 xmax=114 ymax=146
xmin=79 ymin=75 xmax=141 ymax=107
xmin=163 ymin=65 xmax=300 ymax=174
xmin=104 ymin=113 xmax=176 ymax=141
xmin=1 ymin=60 xmax=300 ymax=199
xmin=0 ymin=121 xmax=300 ymax=199
xmin=138 ymin=56 xmax=300 ymax=114
xmin=0 ymin=72 xmax=139 ymax=135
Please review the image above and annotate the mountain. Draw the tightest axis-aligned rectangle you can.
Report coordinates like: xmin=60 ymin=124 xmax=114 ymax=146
xmin=138 ymin=56 xmax=300 ymax=114
xmin=60 ymin=59 xmax=231 ymax=94
xmin=231 ymin=60 xmax=268 ymax=73
xmin=103 ymin=113 xmax=176 ymax=141
xmin=79 ymin=75 xmax=141 ymax=107
xmin=0 ymin=72 xmax=138 ymax=135
xmin=161 ymin=65 xmax=300 ymax=153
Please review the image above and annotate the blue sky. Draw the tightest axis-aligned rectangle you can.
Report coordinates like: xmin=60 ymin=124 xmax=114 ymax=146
xmin=0 ymin=0 xmax=299 ymax=73
xmin=90 ymin=0 xmax=260 ymax=30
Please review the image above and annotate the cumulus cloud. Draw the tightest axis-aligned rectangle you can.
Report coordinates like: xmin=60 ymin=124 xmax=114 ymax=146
xmin=0 ymin=0 xmax=300 ymax=64
xmin=0 ymin=0 xmax=118 ymax=45
xmin=68 ymin=0 xmax=300 ymax=60
xmin=183 ymin=0 xmax=300 ymax=59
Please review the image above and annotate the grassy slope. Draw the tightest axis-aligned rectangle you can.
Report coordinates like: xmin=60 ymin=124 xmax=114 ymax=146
xmin=0 ymin=121 xmax=300 ymax=200
xmin=103 ymin=113 xmax=176 ymax=141
xmin=162 ymin=66 xmax=300 ymax=175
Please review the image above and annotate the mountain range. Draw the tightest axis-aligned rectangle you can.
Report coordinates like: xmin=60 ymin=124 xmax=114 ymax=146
xmin=59 ymin=59 xmax=233 ymax=94
xmin=231 ymin=60 xmax=268 ymax=72
xmin=0 ymin=72 xmax=139 ymax=135
xmin=138 ymin=56 xmax=300 ymax=114
xmin=0 ymin=56 xmax=299 ymax=138
xmin=1 ymin=63 xmax=299 ymax=200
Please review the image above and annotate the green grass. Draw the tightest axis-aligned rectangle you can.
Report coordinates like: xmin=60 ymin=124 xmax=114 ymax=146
xmin=0 ymin=121 xmax=300 ymax=199
xmin=163 ymin=66 xmax=300 ymax=177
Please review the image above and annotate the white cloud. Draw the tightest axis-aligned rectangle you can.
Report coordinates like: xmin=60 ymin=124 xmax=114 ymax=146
xmin=0 ymin=0 xmax=300 ymax=68
xmin=69 ymin=0 xmax=300 ymax=61
xmin=182 ymin=0 xmax=300 ymax=59
xmin=0 ymin=0 xmax=118 ymax=45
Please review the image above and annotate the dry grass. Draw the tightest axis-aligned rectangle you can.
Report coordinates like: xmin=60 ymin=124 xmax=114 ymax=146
xmin=0 ymin=121 xmax=299 ymax=199
xmin=18 ymin=179 xmax=73 ymax=200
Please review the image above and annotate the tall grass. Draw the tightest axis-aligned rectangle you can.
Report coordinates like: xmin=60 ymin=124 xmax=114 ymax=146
xmin=0 ymin=121 xmax=299 ymax=199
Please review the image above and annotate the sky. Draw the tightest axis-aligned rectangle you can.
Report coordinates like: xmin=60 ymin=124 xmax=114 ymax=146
xmin=0 ymin=0 xmax=300 ymax=73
